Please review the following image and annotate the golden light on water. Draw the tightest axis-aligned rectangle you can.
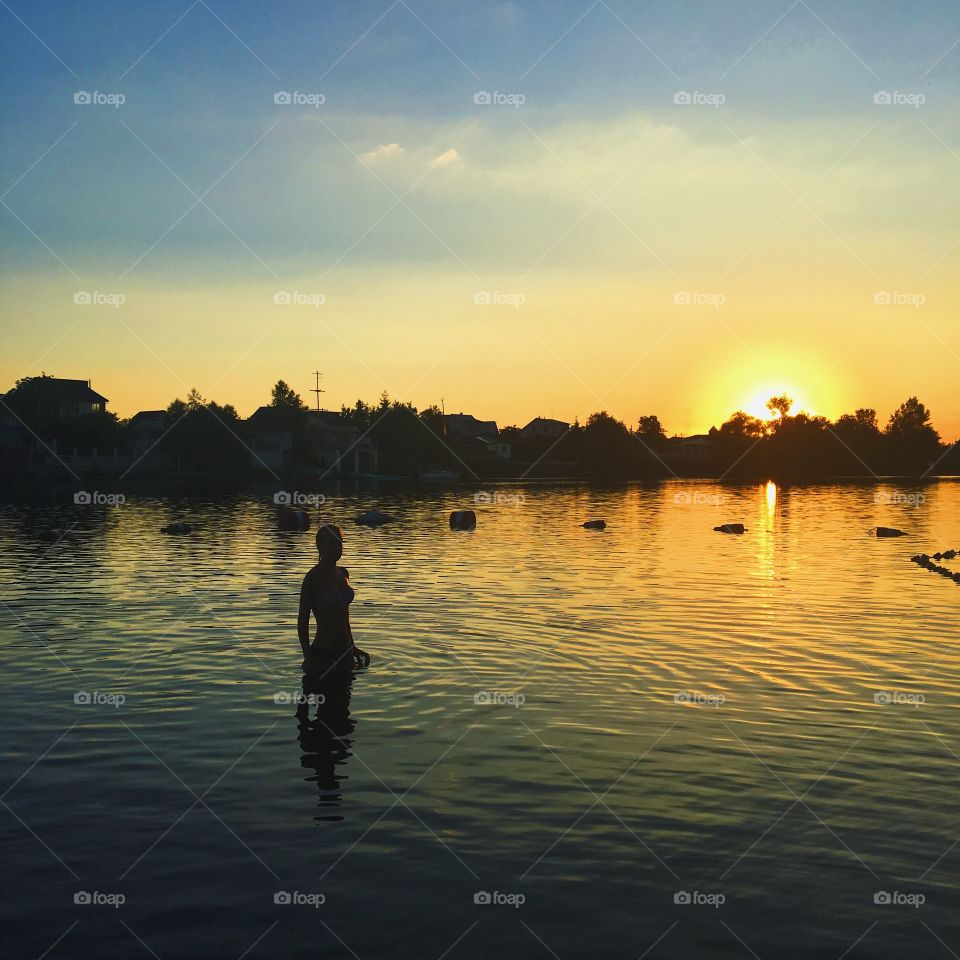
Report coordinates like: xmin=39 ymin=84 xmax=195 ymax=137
xmin=765 ymin=481 xmax=778 ymax=517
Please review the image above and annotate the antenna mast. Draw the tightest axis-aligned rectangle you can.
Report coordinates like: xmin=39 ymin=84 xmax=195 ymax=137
xmin=311 ymin=371 xmax=325 ymax=412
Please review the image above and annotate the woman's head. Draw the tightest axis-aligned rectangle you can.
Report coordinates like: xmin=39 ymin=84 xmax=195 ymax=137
xmin=315 ymin=523 xmax=344 ymax=563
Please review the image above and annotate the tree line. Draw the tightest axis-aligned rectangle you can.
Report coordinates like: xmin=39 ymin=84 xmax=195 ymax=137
xmin=2 ymin=375 xmax=955 ymax=479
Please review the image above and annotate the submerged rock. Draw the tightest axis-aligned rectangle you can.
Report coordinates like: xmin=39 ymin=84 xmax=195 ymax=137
xmin=161 ymin=523 xmax=192 ymax=535
xmin=582 ymin=520 xmax=606 ymax=530
xmin=450 ymin=510 xmax=477 ymax=530
xmin=355 ymin=509 xmax=392 ymax=527
xmin=277 ymin=509 xmax=309 ymax=532
xmin=714 ymin=523 xmax=746 ymax=535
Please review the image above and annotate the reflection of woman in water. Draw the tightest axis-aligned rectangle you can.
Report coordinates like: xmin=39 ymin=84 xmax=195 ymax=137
xmin=297 ymin=671 xmax=356 ymax=821
xmin=298 ymin=523 xmax=369 ymax=679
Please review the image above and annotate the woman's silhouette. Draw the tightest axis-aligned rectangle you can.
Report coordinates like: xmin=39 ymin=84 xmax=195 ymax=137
xmin=298 ymin=523 xmax=369 ymax=679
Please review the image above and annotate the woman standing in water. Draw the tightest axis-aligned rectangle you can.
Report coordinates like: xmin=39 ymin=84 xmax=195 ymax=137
xmin=298 ymin=523 xmax=369 ymax=677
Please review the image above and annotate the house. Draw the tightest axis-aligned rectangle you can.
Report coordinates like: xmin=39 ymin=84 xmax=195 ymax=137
xmin=665 ymin=434 xmax=713 ymax=460
xmin=521 ymin=417 xmax=569 ymax=440
xmin=303 ymin=410 xmax=378 ymax=476
xmin=27 ymin=377 xmax=108 ymax=417
xmin=475 ymin=436 xmax=512 ymax=460
xmin=246 ymin=406 xmax=296 ymax=472
xmin=445 ymin=412 xmax=499 ymax=441
xmin=0 ymin=422 xmax=32 ymax=475
xmin=128 ymin=410 xmax=167 ymax=455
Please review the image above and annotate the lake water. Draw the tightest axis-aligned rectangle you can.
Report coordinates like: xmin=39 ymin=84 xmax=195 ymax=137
xmin=1 ymin=480 xmax=958 ymax=959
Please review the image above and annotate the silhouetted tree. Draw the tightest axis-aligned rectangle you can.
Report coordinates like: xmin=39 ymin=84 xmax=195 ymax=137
xmin=884 ymin=397 xmax=942 ymax=472
xmin=766 ymin=394 xmax=794 ymax=422
xmin=160 ymin=389 xmax=248 ymax=474
xmin=636 ymin=415 xmax=667 ymax=448
xmin=832 ymin=408 xmax=883 ymax=473
xmin=271 ymin=380 xmax=306 ymax=411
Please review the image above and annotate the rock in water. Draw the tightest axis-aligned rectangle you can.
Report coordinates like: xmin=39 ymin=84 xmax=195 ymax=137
xmin=355 ymin=509 xmax=392 ymax=527
xmin=714 ymin=523 xmax=746 ymax=534
xmin=161 ymin=523 xmax=192 ymax=535
xmin=875 ymin=527 xmax=906 ymax=538
xmin=450 ymin=510 xmax=477 ymax=530
xmin=582 ymin=520 xmax=606 ymax=530
xmin=277 ymin=510 xmax=309 ymax=532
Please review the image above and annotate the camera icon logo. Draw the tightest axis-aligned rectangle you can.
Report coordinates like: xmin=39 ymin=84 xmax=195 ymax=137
xmin=474 ymin=891 xmax=491 ymax=904
xmin=873 ymin=291 xmax=891 ymax=305
xmin=74 ymin=891 xmax=92 ymax=904
xmin=673 ymin=91 xmax=692 ymax=105
xmin=274 ymin=692 xmax=293 ymax=704
xmin=474 ymin=491 xmax=492 ymax=504
xmin=273 ymin=290 xmax=292 ymax=305
xmin=874 ymin=891 xmax=891 ymax=904
xmin=74 ymin=491 xmax=92 ymax=504
xmin=74 ymin=91 xmax=92 ymax=104
xmin=474 ymin=91 xmax=492 ymax=105
xmin=73 ymin=291 xmax=92 ymax=305
xmin=874 ymin=691 xmax=892 ymax=704
xmin=74 ymin=691 xmax=92 ymax=704
xmin=873 ymin=91 xmax=892 ymax=105
xmin=673 ymin=691 xmax=691 ymax=704
xmin=274 ymin=91 xmax=292 ymax=105
xmin=274 ymin=891 xmax=292 ymax=904
xmin=673 ymin=290 xmax=692 ymax=305
xmin=473 ymin=291 xmax=491 ymax=305
xmin=273 ymin=491 xmax=292 ymax=505
xmin=473 ymin=691 xmax=491 ymax=705
xmin=674 ymin=891 xmax=691 ymax=904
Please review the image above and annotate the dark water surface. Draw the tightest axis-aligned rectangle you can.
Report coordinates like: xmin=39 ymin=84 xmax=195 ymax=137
xmin=1 ymin=480 xmax=958 ymax=959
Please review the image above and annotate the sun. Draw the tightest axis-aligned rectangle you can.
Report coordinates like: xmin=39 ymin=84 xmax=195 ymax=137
xmin=743 ymin=385 xmax=811 ymax=421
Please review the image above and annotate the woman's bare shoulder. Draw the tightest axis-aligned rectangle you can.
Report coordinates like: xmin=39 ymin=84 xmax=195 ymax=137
xmin=337 ymin=565 xmax=350 ymax=580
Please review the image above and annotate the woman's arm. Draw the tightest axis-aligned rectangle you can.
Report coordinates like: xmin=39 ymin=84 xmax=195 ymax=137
xmin=297 ymin=574 xmax=312 ymax=657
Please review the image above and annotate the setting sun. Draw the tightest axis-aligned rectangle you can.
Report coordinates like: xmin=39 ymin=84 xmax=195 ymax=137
xmin=742 ymin=386 xmax=810 ymax=421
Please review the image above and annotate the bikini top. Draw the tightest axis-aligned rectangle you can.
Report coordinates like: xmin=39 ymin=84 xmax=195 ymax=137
xmin=312 ymin=567 xmax=355 ymax=612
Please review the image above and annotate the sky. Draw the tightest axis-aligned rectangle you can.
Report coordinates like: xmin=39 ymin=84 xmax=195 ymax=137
xmin=1 ymin=0 xmax=958 ymax=438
